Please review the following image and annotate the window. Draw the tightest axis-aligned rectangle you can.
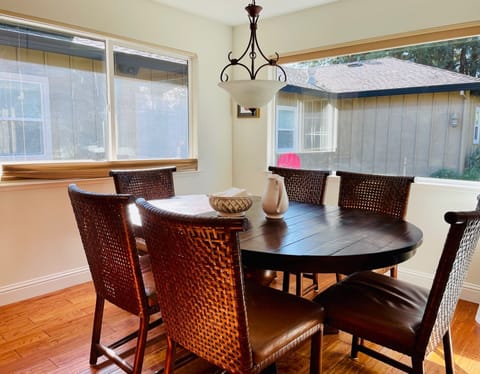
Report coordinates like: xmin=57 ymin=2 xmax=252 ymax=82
xmin=113 ymin=45 xmax=189 ymax=160
xmin=0 ymin=16 xmax=195 ymax=180
xmin=0 ymin=73 xmax=51 ymax=160
xmin=274 ymin=28 xmax=480 ymax=182
xmin=275 ymin=99 xmax=336 ymax=154
xmin=302 ymin=100 xmax=336 ymax=152
xmin=276 ymin=105 xmax=298 ymax=152
xmin=474 ymin=106 xmax=480 ymax=145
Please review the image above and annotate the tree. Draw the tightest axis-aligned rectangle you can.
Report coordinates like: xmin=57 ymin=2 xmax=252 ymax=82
xmin=294 ymin=36 xmax=480 ymax=78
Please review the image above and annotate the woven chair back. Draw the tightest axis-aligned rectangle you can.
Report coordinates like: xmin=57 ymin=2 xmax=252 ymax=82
xmin=268 ymin=166 xmax=330 ymax=205
xmin=136 ymin=199 xmax=253 ymax=373
xmin=336 ymin=171 xmax=414 ymax=219
xmin=110 ymin=166 xmax=176 ymax=200
xmin=419 ymin=209 xmax=480 ymax=356
xmin=68 ymin=184 xmax=148 ymax=315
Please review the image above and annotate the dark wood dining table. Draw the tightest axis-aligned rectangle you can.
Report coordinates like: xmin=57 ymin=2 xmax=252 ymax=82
xmin=130 ymin=194 xmax=423 ymax=275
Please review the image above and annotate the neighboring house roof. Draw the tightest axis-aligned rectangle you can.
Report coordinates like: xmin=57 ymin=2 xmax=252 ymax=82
xmin=282 ymin=57 xmax=480 ymax=98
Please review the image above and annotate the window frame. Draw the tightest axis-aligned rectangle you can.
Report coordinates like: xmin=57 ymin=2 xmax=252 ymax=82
xmin=0 ymin=13 xmax=198 ymax=182
xmin=271 ymin=21 xmax=480 ymax=183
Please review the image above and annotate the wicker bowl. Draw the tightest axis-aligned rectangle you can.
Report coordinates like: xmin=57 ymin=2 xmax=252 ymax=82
xmin=208 ymin=194 xmax=253 ymax=217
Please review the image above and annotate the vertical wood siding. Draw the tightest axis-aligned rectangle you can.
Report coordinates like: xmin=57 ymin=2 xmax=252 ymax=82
xmin=1 ymin=44 xmax=107 ymax=160
xmin=278 ymin=91 xmax=480 ymax=177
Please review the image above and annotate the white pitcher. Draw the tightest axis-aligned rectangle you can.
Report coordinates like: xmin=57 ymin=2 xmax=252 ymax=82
xmin=261 ymin=174 xmax=289 ymax=219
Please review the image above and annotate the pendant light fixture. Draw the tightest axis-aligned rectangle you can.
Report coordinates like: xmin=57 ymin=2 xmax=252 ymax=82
xmin=218 ymin=0 xmax=287 ymax=115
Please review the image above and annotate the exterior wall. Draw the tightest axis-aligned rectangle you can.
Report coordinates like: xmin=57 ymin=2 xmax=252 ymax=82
xmin=277 ymin=91 xmax=480 ymax=177
xmin=1 ymin=44 xmax=107 ymax=161
xmin=1 ymin=42 xmax=189 ymax=161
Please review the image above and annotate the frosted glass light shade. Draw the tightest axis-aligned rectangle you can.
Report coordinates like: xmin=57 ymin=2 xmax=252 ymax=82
xmin=218 ymin=79 xmax=286 ymax=108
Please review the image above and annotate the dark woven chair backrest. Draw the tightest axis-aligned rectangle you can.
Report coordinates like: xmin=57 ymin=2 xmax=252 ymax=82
xmin=336 ymin=171 xmax=414 ymax=219
xmin=109 ymin=166 xmax=176 ymax=200
xmin=418 ymin=209 xmax=480 ymax=356
xmin=136 ymin=198 xmax=252 ymax=373
xmin=268 ymin=166 xmax=331 ymax=205
xmin=68 ymin=184 xmax=148 ymax=315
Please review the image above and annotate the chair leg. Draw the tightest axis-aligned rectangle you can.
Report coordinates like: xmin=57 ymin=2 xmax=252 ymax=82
xmin=312 ymin=273 xmax=319 ymax=291
xmin=260 ymin=363 xmax=278 ymax=373
xmin=443 ymin=329 xmax=455 ymax=374
xmin=282 ymin=272 xmax=291 ymax=293
xmin=131 ymin=315 xmax=150 ymax=374
xmin=296 ymin=273 xmax=302 ymax=296
xmin=309 ymin=330 xmax=323 ymax=374
xmin=351 ymin=335 xmax=360 ymax=359
xmin=390 ymin=265 xmax=398 ymax=278
xmin=164 ymin=336 xmax=177 ymax=374
xmin=412 ymin=356 xmax=425 ymax=374
xmin=90 ymin=296 xmax=105 ymax=365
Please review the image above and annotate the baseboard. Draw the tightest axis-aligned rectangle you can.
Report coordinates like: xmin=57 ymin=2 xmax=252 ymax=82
xmin=0 ymin=266 xmax=91 ymax=306
xmin=2 ymin=266 xmax=479 ymax=308
xmin=398 ymin=267 xmax=480 ymax=304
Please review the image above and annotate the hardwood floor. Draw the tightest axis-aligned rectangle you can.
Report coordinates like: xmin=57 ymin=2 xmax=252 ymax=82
xmin=1 ymin=273 xmax=479 ymax=373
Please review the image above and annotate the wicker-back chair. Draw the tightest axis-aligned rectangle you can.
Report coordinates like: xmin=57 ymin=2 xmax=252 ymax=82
xmin=110 ymin=166 xmax=176 ymax=252
xmin=336 ymin=170 xmax=414 ymax=219
xmin=269 ymin=166 xmax=331 ymax=296
xmin=68 ymin=184 xmax=161 ymax=374
xmin=137 ymin=198 xmax=325 ymax=374
xmin=315 ymin=208 xmax=480 ymax=373
xmin=109 ymin=166 xmax=176 ymax=200
xmin=336 ymin=170 xmax=414 ymax=279
xmin=269 ymin=166 xmax=330 ymax=206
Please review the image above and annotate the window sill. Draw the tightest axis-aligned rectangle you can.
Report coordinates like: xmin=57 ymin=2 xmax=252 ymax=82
xmin=1 ymin=159 xmax=198 ymax=182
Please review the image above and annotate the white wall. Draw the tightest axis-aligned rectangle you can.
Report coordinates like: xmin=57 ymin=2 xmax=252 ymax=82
xmin=231 ymin=0 xmax=480 ymax=299
xmin=1 ymin=0 xmax=480 ymax=305
xmin=0 ymin=0 xmax=235 ymax=305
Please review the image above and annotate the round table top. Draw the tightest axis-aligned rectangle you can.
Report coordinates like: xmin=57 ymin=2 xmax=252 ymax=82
xmin=132 ymin=194 xmax=423 ymax=274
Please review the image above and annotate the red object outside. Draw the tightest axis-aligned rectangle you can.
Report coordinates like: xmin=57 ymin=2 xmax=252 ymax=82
xmin=277 ymin=153 xmax=301 ymax=169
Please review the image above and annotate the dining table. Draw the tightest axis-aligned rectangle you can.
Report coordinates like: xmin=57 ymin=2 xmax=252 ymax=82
xmin=130 ymin=194 xmax=423 ymax=276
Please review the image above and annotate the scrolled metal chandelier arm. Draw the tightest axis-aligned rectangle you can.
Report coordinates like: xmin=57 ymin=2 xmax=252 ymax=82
xmin=218 ymin=0 xmax=287 ymax=113
xmin=219 ymin=1 xmax=287 ymax=83
xmin=219 ymin=52 xmax=255 ymax=81
xmin=252 ymin=54 xmax=288 ymax=81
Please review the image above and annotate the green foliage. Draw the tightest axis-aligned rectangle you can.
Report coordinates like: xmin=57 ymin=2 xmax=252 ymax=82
xmin=430 ymin=148 xmax=480 ymax=181
xmin=467 ymin=147 xmax=480 ymax=168
xmin=461 ymin=168 xmax=480 ymax=180
xmin=430 ymin=169 xmax=461 ymax=179
xmin=294 ymin=36 xmax=480 ymax=78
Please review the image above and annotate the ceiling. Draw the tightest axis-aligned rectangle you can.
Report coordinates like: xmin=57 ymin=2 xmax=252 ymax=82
xmin=151 ymin=0 xmax=338 ymax=26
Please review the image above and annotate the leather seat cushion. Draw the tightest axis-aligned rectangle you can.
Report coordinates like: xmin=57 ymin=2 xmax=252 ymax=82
xmin=314 ymin=271 xmax=429 ymax=354
xmin=245 ymin=280 xmax=324 ymax=366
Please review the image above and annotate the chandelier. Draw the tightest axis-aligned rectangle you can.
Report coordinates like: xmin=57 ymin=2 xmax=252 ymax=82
xmin=218 ymin=0 xmax=287 ymax=115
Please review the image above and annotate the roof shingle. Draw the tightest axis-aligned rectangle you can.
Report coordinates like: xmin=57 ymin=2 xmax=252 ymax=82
xmin=284 ymin=57 xmax=480 ymax=94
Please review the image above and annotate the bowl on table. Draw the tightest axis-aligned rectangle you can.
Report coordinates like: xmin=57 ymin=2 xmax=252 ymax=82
xmin=208 ymin=189 xmax=253 ymax=217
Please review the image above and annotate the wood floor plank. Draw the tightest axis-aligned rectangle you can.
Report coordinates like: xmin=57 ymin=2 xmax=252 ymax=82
xmin=0 ymin=275 xmax=479 ymax=373
xmin=0 ymin=349 xmax=22 ymax=368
